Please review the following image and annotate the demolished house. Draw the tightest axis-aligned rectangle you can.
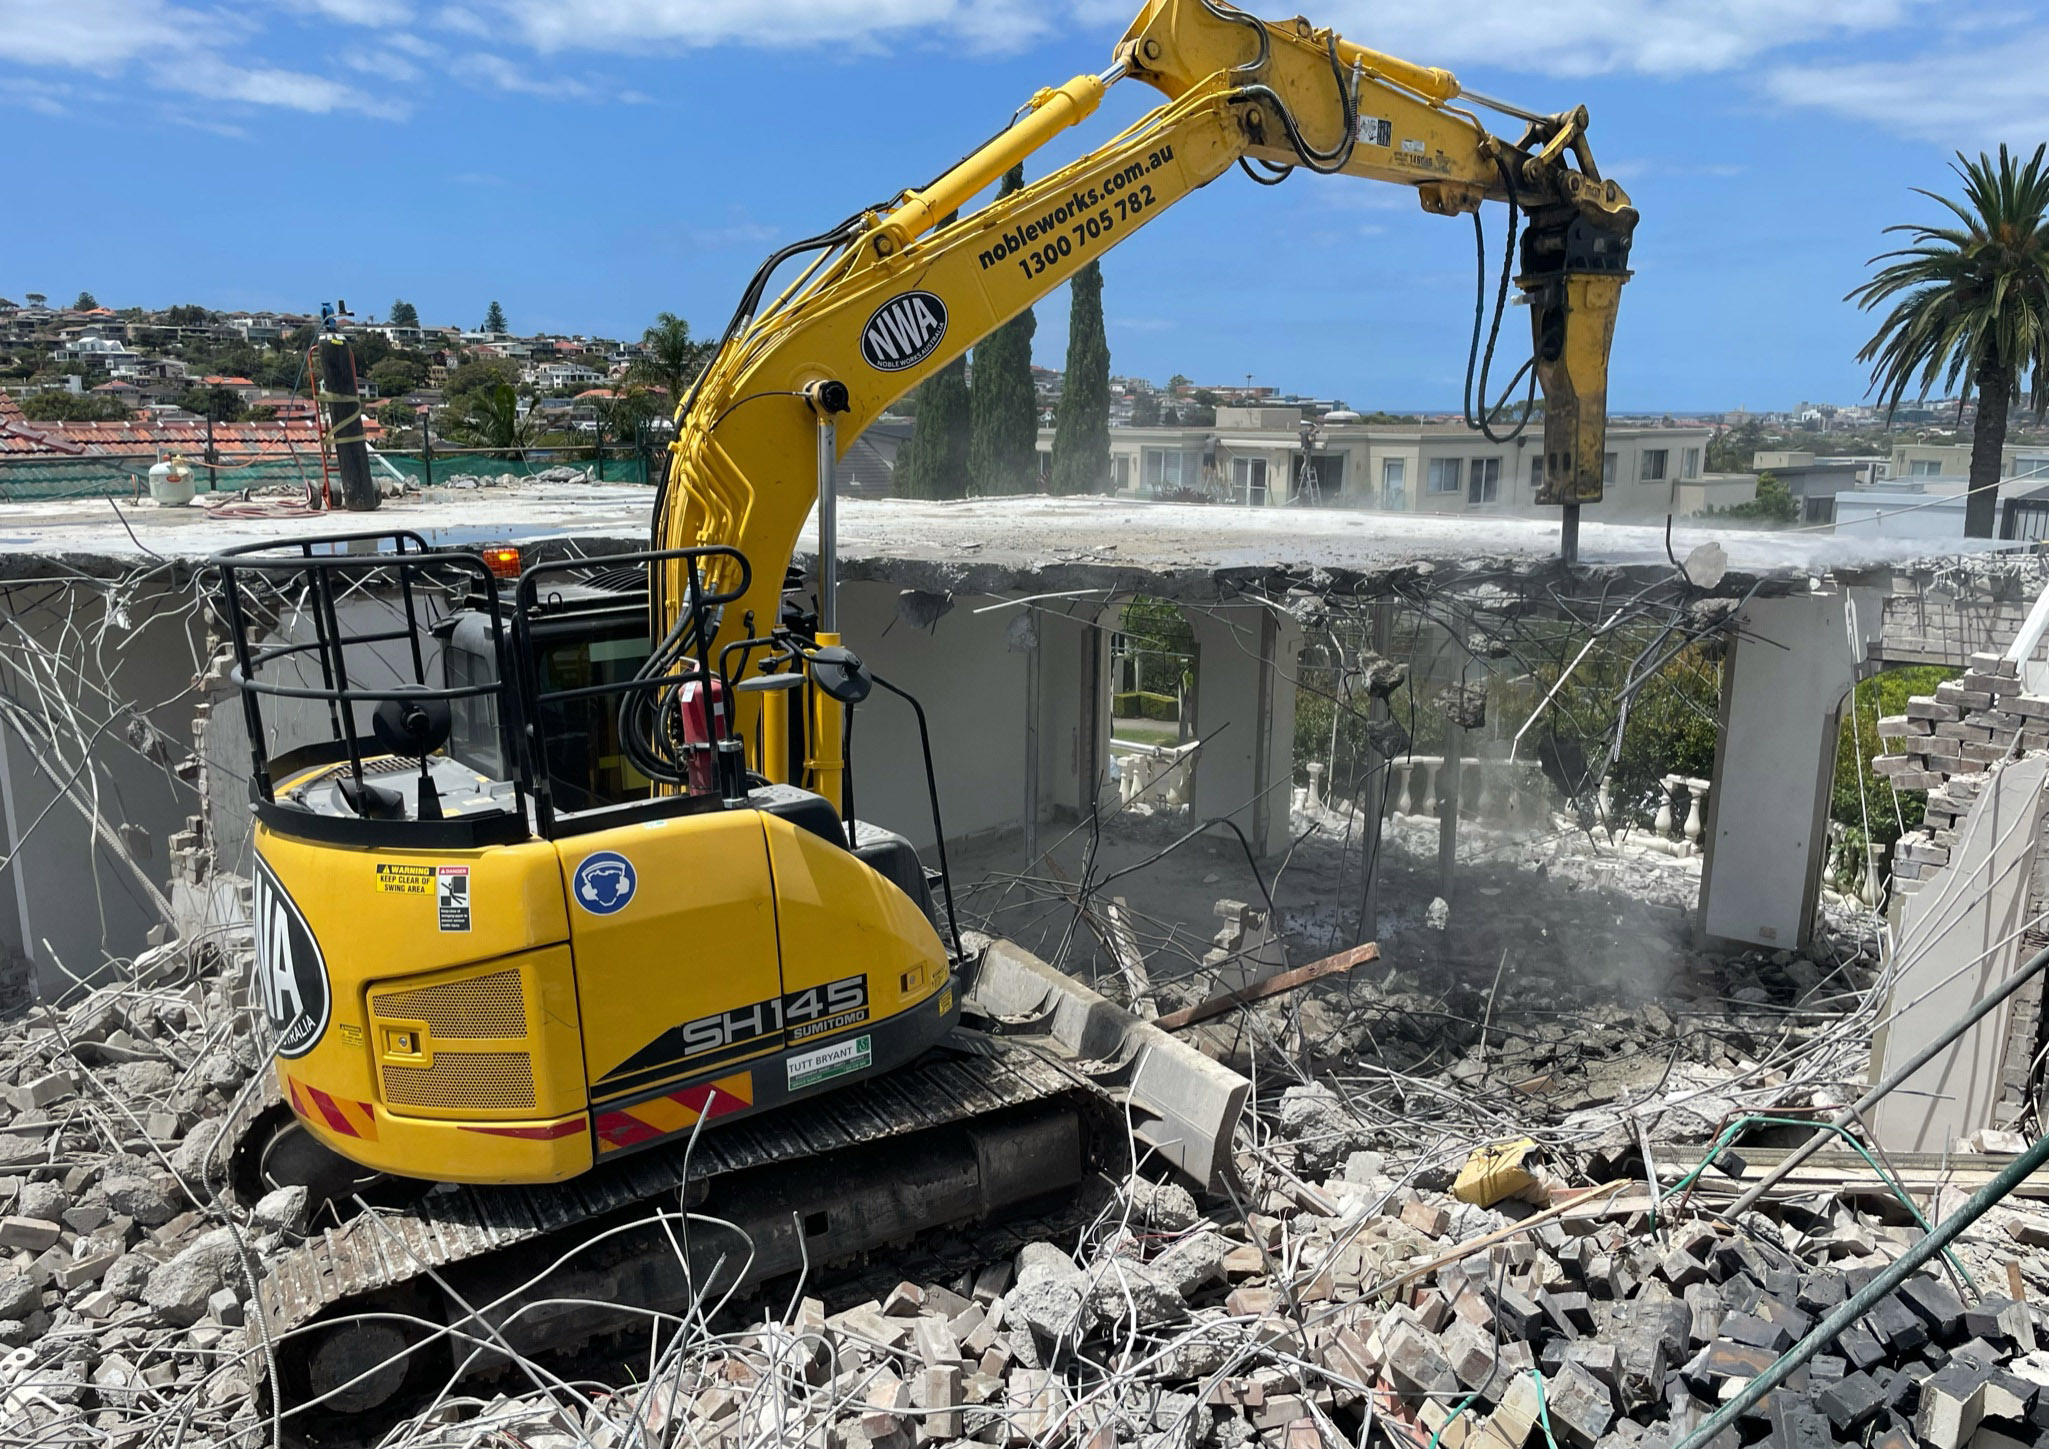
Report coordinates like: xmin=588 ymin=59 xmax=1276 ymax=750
xmin=0 ymin=481 xmax=2043 ymax=1448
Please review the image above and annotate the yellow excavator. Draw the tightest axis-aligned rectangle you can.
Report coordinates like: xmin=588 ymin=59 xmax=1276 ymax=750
xmin=214 ymin=0 xmax=1633 ymax=1428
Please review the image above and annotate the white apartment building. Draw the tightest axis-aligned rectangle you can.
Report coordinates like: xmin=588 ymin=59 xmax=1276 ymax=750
xmin=1037 ymin=407 xmax=1743 ymax=523
xmin=1890 ymin=442 xmax=2049 ymax=483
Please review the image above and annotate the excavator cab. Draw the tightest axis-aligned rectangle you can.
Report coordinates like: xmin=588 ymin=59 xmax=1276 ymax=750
xmin=213 ymin=530 xmax=961 ymax=1190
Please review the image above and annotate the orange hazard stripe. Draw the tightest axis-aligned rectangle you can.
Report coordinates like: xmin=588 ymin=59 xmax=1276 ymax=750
xmin=594 ymin=1072 xmax=752 ymax=1154
xmin=285 ymin=1076 xmax=380 ymax=1142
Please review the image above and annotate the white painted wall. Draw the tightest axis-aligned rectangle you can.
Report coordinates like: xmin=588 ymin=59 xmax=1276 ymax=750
xmin=833 ymin=581 xmax=1030 ymax=852
xmin=1698 ymin=588 xmax=1882 ymax=950
xmin=1187 ymin=603 xmax=1301 ymax=858
xmin=1834 ymin=489 xmax=1968 ymax=540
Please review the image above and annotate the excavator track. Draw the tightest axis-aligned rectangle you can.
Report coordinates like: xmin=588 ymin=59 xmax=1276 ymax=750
xmin=252 ymin=1034 xmax=1089 ymax=1442
xmin=230 ymin=938 xmax=1247 ymax=1442
xmin=257 ymin=1032 xmax=1071 ymax=1335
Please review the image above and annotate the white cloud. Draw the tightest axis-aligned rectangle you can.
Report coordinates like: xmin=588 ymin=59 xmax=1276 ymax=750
xmin=0 ymin=0 xmax=193 ymax=68
xmin=430 ymin=0 xmax=1934 ymax=69
xmin=0 ymin=0 xmax=2030 ymax=147
xmin=453 ymin=51 xmax=597 ymax=95
xmin=1762 ymin=37 xmax=2049 ymax=144
xmin=165 ymin=50 xmax=410 ymax=116
xmin=291 ymin=0 xmax=414 ymax=22
xmin=0 ymin=76 xmax=74 ymax=115
xmin=681 ymin=213 xmax=781 ymax=248
xmin=466 ymin=0 xmax=1037 ymax=53
xmin=1331 ymin=0 xmax=1926 ymax=78
xmin=0 ymin=0 xmax=410 ymax=118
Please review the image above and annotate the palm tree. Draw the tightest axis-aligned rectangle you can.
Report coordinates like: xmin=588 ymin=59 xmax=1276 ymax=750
xmin=631 ymin=313 xmax=712 ymax=406
xmin=452 ymin=382 xmax=534 ymax=458
xmin=1850 ymin=144 xmax=2049 ymax=538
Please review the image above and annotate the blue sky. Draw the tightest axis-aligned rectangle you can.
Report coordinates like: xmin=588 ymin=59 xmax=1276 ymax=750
xmin=2 ymin=0 xmax=2043 ymax=412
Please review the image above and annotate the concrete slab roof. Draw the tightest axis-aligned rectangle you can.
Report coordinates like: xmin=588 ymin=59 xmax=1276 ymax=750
xmin=0 ymin=480 xmax=2018 ymax=599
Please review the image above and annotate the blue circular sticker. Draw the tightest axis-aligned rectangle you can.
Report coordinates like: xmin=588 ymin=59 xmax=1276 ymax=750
xmin=574 ymin=851 xmax=637 ymax=915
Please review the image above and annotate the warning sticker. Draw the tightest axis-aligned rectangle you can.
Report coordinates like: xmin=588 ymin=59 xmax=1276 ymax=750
xmin=436 ymin=866 xmax=471 ymax=932
xmin=787 ymin=1034 xmax=872 ymax=1091
xmin=1356 ymin=116 xmax=1392 ymax=147
xmin=375 ymin=864 xmax=434 ymax=895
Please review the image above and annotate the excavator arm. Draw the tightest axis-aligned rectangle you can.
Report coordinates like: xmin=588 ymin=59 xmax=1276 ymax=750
xmin=655 ymin=0 xmax=1636 ymax=767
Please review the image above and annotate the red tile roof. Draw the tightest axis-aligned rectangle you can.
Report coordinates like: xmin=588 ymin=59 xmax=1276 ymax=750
xmin=0 ymin=412 xmax=380 ymax=458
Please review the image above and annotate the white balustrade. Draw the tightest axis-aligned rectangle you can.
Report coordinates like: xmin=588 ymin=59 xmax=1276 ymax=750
xmin=1111 ymin=738 xmax=1199 ymax=809
xmin=1632 ymin=775 xmax=1711 ymax=856
xmin=1375 ymin=755 xmax=1559 ymax=830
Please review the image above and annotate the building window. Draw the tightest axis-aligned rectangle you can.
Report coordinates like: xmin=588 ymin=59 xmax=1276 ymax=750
xmin=1142 ymin=448 xmax=1186 ymax=490
xmin=1909 ymin=459 xmax=1942 ymax=477
xmin=1232 ymin=455 xmax=1269 ymax=506
xmin=1603 ymin=453 xmax=1617 ymax=487
xmin=1381 ymin=458 xmax=1406 ymax=510
xmin=1641 ymin=449 xmax=1668 ymax=482
xmin=1468 ymin=457 xmax=1500 ymax=505
xmin=1529 ymin=455 xmax=1545 ymax=494
xmin=1293 ymin=452 xmax=1343 ymax=500
xmin=1682 ymin=447 xmax=1701 ymax=479
xmin=1427 ymin=457 xmax=1462 ymax=494
xmin=1111 ymin=456 xmax=1131 ymax=490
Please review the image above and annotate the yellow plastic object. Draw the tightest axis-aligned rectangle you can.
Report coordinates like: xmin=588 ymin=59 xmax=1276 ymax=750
xmin=1452 ymin=1137 xmax=1539 ymax=1207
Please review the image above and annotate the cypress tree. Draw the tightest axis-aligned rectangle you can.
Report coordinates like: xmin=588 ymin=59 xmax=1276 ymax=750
xmin=895 ymin=357 xmax=972 ymax=498
xmin=894 ymin=213 xmax=972 ymax=499
xmin=969 ymin=166 xmax=1041 ymax=496
xmin=1048 ymin=260 xmax=1110 ymax=495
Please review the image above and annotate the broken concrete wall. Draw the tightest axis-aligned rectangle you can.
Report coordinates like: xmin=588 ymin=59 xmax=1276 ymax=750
xmin=1187 ymin=603 xmax=1301 ymax=859
xmin=1871 ymin=752 xmax=2049 ymax=1152
xmin=834 ymin=580 xmax=1032 ymax=852
xmin=0 ymin=580 xmax=203 ymax=998
xmin=1698 ymin=587 xmax=1881 ymax=951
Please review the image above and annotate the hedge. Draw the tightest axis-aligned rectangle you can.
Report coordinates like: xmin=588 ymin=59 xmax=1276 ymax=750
xmin=1113 ymin=690 xmax=1181 ymax=722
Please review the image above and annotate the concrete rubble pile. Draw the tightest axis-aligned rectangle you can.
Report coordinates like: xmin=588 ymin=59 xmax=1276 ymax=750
xmin=0 ymin=922 xmax=2045 ymax=1448
xmin=375 ymin=1095 xmax=2049 ymax=1449
xmin=0 ymin=945 xmax=280 ymax=1447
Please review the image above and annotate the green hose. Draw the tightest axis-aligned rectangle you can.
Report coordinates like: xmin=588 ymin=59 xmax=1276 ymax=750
xmin=1532 ymin=1366 xmax=1561 ymax=1449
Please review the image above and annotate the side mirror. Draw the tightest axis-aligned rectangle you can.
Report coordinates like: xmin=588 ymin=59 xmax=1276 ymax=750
xmin=809 ymin=645 xmax=872 ymax=705
xmin=372 ymin=685 xmax=453 ymax=759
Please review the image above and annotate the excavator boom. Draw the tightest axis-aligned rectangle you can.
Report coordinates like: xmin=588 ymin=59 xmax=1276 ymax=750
xmin=656 ymin=0 xmax=1638 ymax=711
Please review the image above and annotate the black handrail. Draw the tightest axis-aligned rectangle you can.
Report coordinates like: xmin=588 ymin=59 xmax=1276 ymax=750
xmin=210 ymin=534 xmax=522 ymax=829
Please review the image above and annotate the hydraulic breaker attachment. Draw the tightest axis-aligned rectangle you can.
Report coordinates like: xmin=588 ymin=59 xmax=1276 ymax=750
xmin=1522 ymin=204 xmax=1635 ymax=507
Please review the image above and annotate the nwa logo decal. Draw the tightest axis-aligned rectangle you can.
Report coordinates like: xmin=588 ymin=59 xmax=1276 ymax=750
xmin=860 ymin=291 xmax=948 ymax=373
xmin=253 ymin=857 xmax=330 ymax=1060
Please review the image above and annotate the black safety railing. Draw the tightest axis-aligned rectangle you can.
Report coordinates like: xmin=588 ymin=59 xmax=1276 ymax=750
xmin=212 ymin=530 xmax=528 ymax=845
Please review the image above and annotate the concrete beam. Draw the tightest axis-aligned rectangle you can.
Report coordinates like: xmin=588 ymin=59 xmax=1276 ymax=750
xmin=1698 ymin=587 xmax=1883 ymax=952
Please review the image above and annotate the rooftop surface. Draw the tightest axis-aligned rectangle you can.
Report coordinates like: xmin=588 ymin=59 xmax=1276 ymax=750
xmin=0 ymin=480 xmax=2015 ymax=595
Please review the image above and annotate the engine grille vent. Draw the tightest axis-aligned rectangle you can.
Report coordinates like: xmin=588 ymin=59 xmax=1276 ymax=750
xmin=382 ymin=1052 xmax=535 ymax=1110
xmin=371 ymin=968 xmax=526 ymax=1039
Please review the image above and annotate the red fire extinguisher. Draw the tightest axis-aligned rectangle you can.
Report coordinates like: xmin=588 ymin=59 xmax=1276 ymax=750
xmin=678 ymin=676 xmax=730 ymax=794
